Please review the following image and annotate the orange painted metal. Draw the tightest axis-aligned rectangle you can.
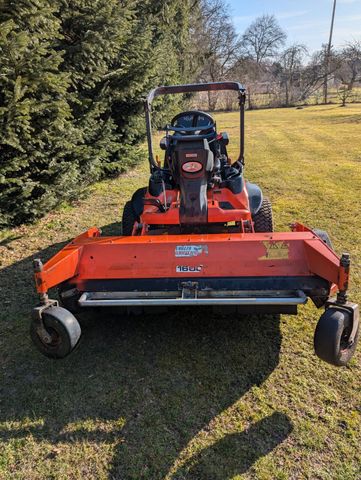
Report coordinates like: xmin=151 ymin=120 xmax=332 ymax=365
xmin=34 ymin=228 xmax=100 ymax=293
xmin=34 ymin=226 xmax=342 ymax=294
xmin=141 ymin=186 xmax=252 ymax=225
xmin=142 ymin=201 xmax=251 ymax=224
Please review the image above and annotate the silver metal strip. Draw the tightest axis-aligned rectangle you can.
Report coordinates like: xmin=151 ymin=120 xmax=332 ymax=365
xmin=78 ymin=289 xmax=304 ymax=299
xmin=78 ymin=291 xmax=307 ymax=307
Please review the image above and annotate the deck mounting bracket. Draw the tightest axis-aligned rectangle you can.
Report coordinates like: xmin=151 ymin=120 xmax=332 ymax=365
xmin=181 ymin=282 xmax=199 ymax=299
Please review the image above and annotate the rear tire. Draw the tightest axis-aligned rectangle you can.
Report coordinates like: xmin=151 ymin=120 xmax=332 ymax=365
xmin=314 ymin=308 xmax=359 ymax=366
xmin=121 ymin=201 xmax=137 ymax=236
xmin=121 ymin=187 xmax=147 ymax=236
xmin=253 ymin=197 xmax=273 ymax=232
xmin=313 ymin=229 xmax=333 ymax=249
xmin=30 ymin=306 xmax=81 ymax=359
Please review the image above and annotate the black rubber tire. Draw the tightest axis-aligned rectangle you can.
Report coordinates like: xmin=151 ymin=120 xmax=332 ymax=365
xmin=121 ymin=187 xmax=148 ymax=235
xmin=121 ymin=201 xmax=137 ymax=236
xmin=314 ymin=308 xmax=359 ymax=366
xmin=252 ymin=197 xmax=273 ymax=232
xmin=131 ymin=187 xmax=148 ymax=217
xmin=30 ymin=306 xmax=81 ymax=359
xmin=313 ymin=229 xmax=333 ymax=249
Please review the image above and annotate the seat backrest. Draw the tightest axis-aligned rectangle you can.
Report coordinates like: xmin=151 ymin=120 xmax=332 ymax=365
xmin=172 ymin=138 xmax=214 ymax=225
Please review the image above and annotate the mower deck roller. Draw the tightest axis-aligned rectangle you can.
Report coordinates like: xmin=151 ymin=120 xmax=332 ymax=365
xmin=78 ymin=291 xmax=308 ymax=308
xmin=31 ymin=81 xmax=359 ymax=366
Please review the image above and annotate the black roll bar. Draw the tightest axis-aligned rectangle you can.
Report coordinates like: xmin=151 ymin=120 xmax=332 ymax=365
xmin=144 ymin=82 xmax=246 ymax=169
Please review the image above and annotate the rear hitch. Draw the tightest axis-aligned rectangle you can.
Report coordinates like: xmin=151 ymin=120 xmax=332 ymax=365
xmin=181 ymin=281 xmax=199 ymax=299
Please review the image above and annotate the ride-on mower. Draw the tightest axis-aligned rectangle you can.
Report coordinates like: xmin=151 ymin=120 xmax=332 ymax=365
xmin=31 ymin=82 xmax=359 ymax=366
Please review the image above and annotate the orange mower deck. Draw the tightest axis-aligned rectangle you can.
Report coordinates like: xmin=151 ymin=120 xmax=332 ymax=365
xmin=34 ymin=223 xmax=343 ymax=308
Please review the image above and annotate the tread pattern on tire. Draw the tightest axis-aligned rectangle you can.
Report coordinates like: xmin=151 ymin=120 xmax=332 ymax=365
xmin=252 ymin=197 xmax=273 ymax=232
xmin=121 ymin=187 xmax=147 ymax=236
xmin=121 ymin=201 xmax=137 ymax=236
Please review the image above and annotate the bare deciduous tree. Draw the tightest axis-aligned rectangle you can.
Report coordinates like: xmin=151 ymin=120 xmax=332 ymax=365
xmin=335 ymin=40 xmax=361 ymax=105
xmin=337 ymin=85 xmax=353 ymax=106
xmin=194 ymin=0 xmax=242 ymax=109
xmin=279 ymin=44 xmax=308 ymax=106
xmin=296 ymin=46 xmax=340 ymax=103
xmin=190 ymin=5 xmax=361 ymax=111
xmin=241 ymin=14 xmax=287 ymax=64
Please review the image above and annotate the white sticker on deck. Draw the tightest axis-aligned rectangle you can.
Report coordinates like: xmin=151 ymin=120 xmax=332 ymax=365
xmin=175 ymin=245 xmax=208 ymax=257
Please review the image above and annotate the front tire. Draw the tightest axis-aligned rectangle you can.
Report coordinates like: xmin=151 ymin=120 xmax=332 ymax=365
xmin=30 ymin=306 xmax=81 ymax=359
xmin=252 ymin=197 xmax=273 ymax=232
xmin=314 ymin=308 xmax=359 ymax=366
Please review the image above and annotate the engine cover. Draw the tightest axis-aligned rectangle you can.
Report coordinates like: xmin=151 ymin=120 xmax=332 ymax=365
xmin=172 ymin=138 xmax=214 ymax=225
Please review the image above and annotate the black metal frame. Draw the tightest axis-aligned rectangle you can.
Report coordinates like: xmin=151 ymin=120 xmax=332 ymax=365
xmin=145 ymin=81 xmax=246 ymax=170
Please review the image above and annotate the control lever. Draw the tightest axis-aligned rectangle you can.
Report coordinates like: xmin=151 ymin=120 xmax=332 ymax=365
xmin=143 ymin=198 xmax=167 ymax=213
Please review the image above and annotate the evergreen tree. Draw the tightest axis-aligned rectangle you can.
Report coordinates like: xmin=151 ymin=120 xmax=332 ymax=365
xmin=0 ymin=0 xmax=194 ymax=226
xmin=0 ymin=0 xmax=79 ymax=226
xmin=56 ymin=0 xmax=131 ymax=178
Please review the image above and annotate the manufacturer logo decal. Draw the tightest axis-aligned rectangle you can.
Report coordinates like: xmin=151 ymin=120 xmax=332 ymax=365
xmin=176 ymin=265 xmax=203 ymax=273
xmin=185 ymin=153 xmax=198 ymax=158
xmin=260 ymin=241 xmax=289 ymax=260
xmin=182 ymin=161 xmax=203 ymax=173
xmin=175 ymin=245 xmax=208 ymax=257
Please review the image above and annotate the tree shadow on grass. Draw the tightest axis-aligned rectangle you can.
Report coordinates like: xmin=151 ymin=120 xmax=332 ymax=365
xmin=0 ymin=222 xmax=292 ymax=479
xmin=320 ymin=112 xmax=361 ymax=125
xmin=173 ymin=412 xmax=291 ymax=479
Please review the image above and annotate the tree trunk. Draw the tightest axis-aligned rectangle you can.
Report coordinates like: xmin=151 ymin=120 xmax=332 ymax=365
xmin=285 ymin=82 xmax=289 ymax=107
xmin=207 ymin=91 xmax=218 ymax=111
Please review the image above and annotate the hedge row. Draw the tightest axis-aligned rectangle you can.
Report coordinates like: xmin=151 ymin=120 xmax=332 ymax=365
xmin=0 ymin=0 xmax=194 ymax=226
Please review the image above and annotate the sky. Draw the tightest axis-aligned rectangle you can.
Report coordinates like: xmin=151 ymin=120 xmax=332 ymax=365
xmin=229 ymin=0 xmax=361 ymax=52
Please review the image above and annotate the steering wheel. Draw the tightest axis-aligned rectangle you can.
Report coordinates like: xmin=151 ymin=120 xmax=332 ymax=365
xmin=169 ymin=110 xmax=216 ymax=135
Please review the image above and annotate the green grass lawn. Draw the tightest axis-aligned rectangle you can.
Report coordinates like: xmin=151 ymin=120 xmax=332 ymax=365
xmin=0 ymin=105 xmax=360 ymax=479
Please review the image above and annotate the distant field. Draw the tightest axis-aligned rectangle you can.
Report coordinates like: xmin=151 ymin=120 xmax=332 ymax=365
xmin=0 ymin=105 xmax=360 ymax=479
xmin=195 ymin=87 xmax=361 ymax=110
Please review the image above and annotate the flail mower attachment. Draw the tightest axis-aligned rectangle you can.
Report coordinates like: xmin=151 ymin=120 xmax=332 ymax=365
xmin=30 ymin=82 xmax=359 ymax=365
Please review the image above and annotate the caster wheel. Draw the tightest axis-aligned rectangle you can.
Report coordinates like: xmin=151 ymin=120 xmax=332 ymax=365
xmin=314 ymin=308 xmax=359 ymax=366
xmin=30 ymin=306 xmax=81 ymax=359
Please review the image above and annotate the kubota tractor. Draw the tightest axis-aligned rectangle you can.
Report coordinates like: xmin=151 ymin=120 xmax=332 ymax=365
xmin=31 ymin=82 xmax=359 ymax=366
